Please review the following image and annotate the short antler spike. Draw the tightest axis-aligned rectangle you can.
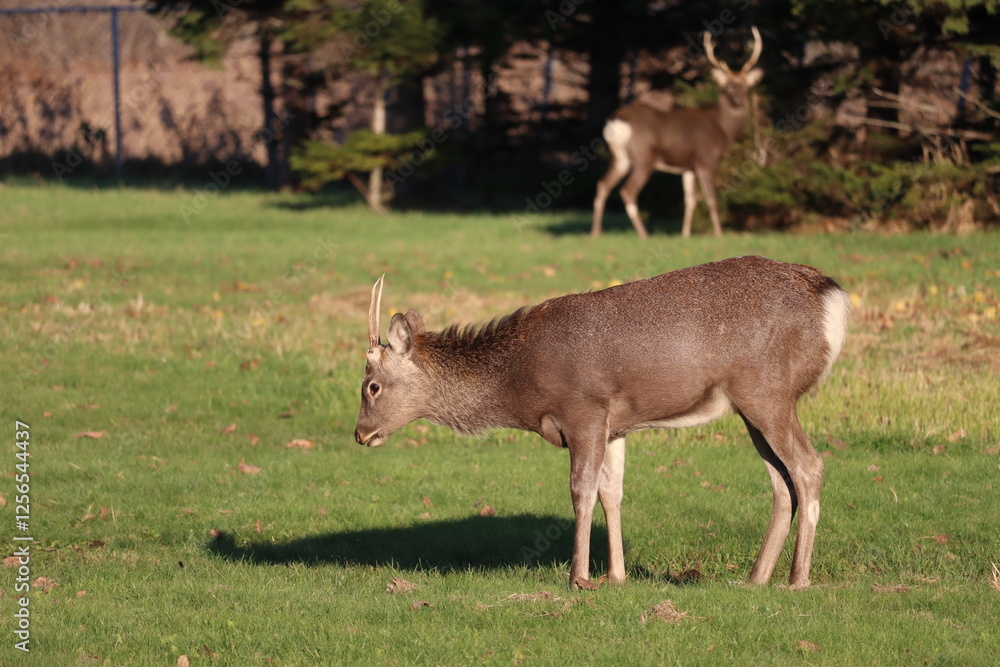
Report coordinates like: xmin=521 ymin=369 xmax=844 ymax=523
xmin=368 ymin=274 xmax=384 ymax=351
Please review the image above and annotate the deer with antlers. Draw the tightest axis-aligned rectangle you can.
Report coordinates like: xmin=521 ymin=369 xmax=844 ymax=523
xmin=354 ymin=256 xmax=850 ymax=590
xmin=592 ymin=27 xmax=764 ymax=239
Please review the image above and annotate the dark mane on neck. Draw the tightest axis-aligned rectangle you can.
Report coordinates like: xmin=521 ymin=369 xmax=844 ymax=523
xmin=415 ymin=305 xmax=533 ymax=367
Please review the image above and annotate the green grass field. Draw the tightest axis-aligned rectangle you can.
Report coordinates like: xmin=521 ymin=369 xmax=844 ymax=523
xmin=1 ymin=183 xmax=998 ymax=665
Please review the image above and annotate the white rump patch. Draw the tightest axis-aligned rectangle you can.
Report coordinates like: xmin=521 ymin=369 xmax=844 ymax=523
xmin=821 ymin=288 xmax=851 ymax=377
xmin=603 ymin=119 xmax=632 ymax=156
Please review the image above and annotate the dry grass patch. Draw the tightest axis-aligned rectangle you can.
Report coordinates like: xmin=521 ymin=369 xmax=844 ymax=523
xmin=640 ymin=600 xmax=689 ymax=625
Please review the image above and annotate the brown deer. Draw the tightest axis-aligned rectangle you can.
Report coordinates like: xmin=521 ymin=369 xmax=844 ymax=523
xmin=354 ymin=256 xmax=850 ymax=589
xmin=592 ymin=27 xmax=764 ymax=239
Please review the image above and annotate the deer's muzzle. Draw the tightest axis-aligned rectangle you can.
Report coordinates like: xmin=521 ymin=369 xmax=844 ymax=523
xmin=354 ymin=428 xmax=384 ymax=448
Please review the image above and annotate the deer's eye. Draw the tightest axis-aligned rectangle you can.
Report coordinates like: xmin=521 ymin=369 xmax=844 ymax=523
xmin=368 ymin=382 xmax=381 ymax=398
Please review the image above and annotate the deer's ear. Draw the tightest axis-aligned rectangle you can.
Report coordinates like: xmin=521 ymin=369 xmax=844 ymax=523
xmin=404 ymin=309 xmax=425 ymax=335
xmin=387 ymin=313 xmax=414 ymax=355
xmin=745 ymin=67 xmax=764 ymax=88
xmin=710 ymin=68 xmax=729 ymax=87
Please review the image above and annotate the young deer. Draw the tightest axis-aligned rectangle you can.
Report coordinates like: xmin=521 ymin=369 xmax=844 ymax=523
xmin=592 ymin=27 xmax=764 ymax=239
xmin=354 ymin=256 xmax=850 ymax=589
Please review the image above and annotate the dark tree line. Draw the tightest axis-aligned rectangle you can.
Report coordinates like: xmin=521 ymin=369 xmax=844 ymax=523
xmin=151 ymin=1 xmax=999 ymax=226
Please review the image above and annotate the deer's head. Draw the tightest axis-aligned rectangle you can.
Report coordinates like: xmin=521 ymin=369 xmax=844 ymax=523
xmin=354 ymin=276 xmax=431 ymax=447
xmin=704 ymin=26 xmax=764 ymax=107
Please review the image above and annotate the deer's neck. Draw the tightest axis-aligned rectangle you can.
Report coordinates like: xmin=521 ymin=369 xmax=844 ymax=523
xmin=716 ymin=96 xmax=749 ymax=143
xmin=415 ymin=314 xmax=531 ymax=435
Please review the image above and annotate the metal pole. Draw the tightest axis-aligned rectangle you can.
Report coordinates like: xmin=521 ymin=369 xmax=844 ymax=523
xmin=110 ymin=6 xmax=123 ymax=184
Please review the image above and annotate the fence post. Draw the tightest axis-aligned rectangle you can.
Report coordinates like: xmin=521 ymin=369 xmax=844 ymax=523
xmin=110 ymin=6 xmax=124 ymax=184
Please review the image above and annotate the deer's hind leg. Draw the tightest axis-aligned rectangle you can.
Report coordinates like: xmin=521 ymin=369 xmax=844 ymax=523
xmin=740 ymin=415 xmax=796 ymax=585
xmin=738 ymin=404 xmax=823 ymax=589
xmin=593 ymin=158 xmax=631 ymax=237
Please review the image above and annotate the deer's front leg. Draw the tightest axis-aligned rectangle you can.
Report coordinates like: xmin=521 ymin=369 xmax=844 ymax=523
xmin=567 ymin=429 xmax=608 ymax=589
xmin=599 ymin=437 xmax=627 ymax=585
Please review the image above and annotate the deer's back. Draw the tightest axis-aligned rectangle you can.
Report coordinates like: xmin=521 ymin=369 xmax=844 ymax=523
xmin=512 ymin=256 xmax=839 ymax=405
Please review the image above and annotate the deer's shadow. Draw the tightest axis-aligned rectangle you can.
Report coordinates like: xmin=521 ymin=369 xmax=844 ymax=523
xmin=207 ymin=514 xmax=602 ymax=572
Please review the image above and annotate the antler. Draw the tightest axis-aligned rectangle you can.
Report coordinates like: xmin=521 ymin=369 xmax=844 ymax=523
xmin=368 ymin=274 xmax=384 ymax=351
xmin=703 ymin=26 xmax=763 ymax=74
xmin=741 ymin=26 xmax=763 ymax=73
xmin=703 ymin=30 xmax=730 ymax=74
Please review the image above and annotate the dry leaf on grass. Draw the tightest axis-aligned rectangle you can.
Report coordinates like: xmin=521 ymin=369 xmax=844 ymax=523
xmin=932 ymin=445 xmax=947 ymax=455
xmin=947 ymin=429 xmax=967 ymax=442
xmin=80 ymin=506 xmax=111 ymax=523
xmin=478 ymin=504 xmax=497 ymax=517
xmin=32 ymin=576 xmax=59 ymax=592
xmin=674 ymin=568 xmax=702 ymax=583
xmin=237 ymin=460 xmax=261 ymax=475
xmin=410 ymin=600 xmax=433 ymax=610
xmin=254 ymin=519 xmax=263 ymax=534
xmin=220 ymin=423 xmax=237 ymax=434
xmin=990 ymin=563 xmax=1000 ymax=593
xmin=240 ymin=359 xmax=260 ymax=372
xmin=797 ymin=640 xmax=819 ymax=653
xmin=640 ymin=600 xmax=688 ymax=625
xmin=286 ymin=439 xmax=314 ymax=449
xmin=76 ymin=431 xmax=106 ymax=439
xmin=386 ymin=577 xmax=418 ymax=594
xmin=175 ymin=655 xmax=190 ymax=667
xmin=0 ymin=494 xmax=6 ymax=507
xmin=3 ymin=555 xmax=22 ymax=567
xmin=422 ymin=496 xmax=433 ymax=508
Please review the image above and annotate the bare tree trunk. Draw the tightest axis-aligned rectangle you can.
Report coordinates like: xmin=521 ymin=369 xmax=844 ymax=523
xmin=259 ymin=28 xmax=281 ymax=191
xmin=368 ymin=68 xmax=388 ymax=214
